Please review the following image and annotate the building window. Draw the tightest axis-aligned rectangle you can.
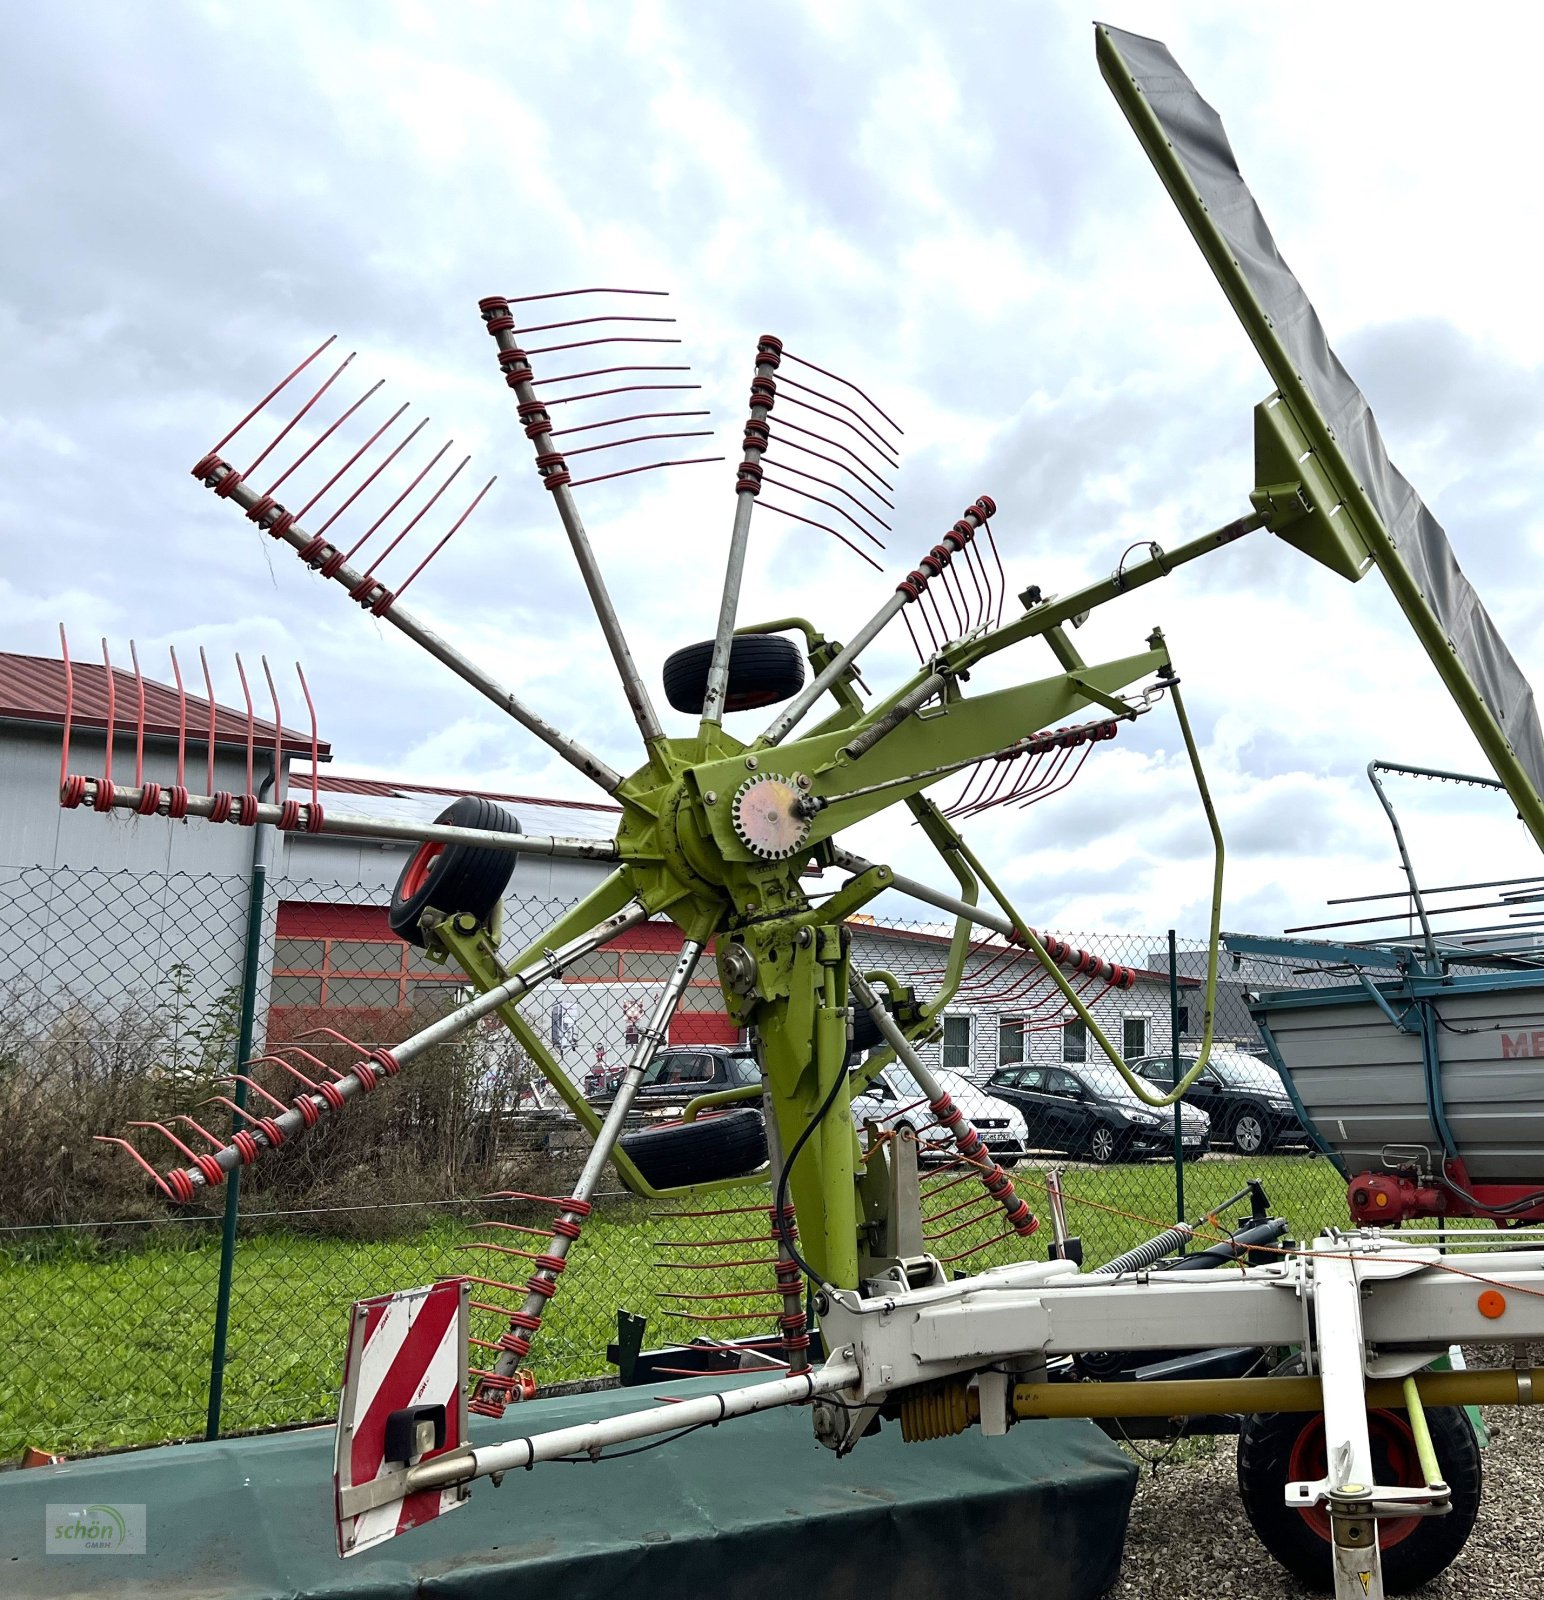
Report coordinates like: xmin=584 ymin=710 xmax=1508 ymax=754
xmin=1122 ymin=1015 xmax=1147 ymax=1060
xmin=997 ymin=1018 xmax=1024 ymax=1067
xmin=271 ymin=934 xmax=462 ymax=1012
xmin=1062 ymin=1018 xmax=1087 ymax=1064
xmin=942 ymin=1015 xmax=971 ymax=1072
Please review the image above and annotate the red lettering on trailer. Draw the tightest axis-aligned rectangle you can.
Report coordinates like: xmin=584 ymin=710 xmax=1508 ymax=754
xmin=1503 ymin=1033 xmax=1532 ymax=1059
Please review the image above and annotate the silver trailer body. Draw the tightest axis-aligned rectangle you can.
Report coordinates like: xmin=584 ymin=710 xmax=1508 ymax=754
xmin=1253 ymin=969 xmax=1544 ymax=1183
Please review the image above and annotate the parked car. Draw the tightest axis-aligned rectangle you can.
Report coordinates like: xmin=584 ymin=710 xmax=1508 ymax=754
xmin=985 ymin=1061 xmax=1210 ymax=1164
xmin=1130 ymin=1048 xmax=1305 ymax=1154
xmin=588 ymin=1044 xmax=761 ymax=1110
xmin=850 ymin=1065 xmax=1028 ymax=1166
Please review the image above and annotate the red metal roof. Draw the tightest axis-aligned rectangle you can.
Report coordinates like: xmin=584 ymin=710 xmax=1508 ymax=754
xmin=0 ymin=652 xmax=330 ymax=758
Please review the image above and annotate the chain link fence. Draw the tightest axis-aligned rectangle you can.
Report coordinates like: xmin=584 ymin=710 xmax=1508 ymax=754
xmin=0 ymin=862 xmax=1351 ymax=1458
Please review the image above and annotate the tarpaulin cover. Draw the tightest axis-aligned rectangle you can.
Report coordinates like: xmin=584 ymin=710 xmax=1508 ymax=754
xmin=1 ymin=1377 xmax=1137 ymax=1600
xmin=1099 ymin=24 xmax=1544 ymax=805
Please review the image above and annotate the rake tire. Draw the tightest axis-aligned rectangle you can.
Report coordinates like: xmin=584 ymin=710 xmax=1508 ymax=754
xmin=618 ymin=1109 xmax=768 ymax=1188
xmin=661 ymin=634 xmax=805 ymax=715
xmin=388 ymin=796 xmax=521 ymax=948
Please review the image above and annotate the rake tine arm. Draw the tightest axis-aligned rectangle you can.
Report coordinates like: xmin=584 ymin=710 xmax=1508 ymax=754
xmin=118 ymin=903 xmax=650 ymax=1201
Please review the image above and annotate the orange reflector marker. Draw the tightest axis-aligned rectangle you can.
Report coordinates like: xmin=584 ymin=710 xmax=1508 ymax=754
xmin=1479 ymin=1289 xmax=1507 ymax=1320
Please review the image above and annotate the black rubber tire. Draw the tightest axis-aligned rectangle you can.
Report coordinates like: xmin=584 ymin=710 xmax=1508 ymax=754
xmin=848 ymin=993 xmax=899 ymax=1058
xmin=388 ymin=796 xmax=521 ymax=948
xmin=1236 ymin=1406 xmax=1481 ymax=1594
xmin=1230 ymin=1103 xmax=1270 ymax=1155
xmin=661 ymin=633 xmax=805 ymax=715
xmin=618 ymin=1109 xmax=768 ymax=1188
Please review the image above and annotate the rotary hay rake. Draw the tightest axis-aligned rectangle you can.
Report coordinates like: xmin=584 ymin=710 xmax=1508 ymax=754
xmin=59 ymin=25 xmax=1544 ymax=1600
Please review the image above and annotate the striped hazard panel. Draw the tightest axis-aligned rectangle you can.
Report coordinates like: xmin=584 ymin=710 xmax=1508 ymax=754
xmin=334 ymin=1278 xmax=470 ymax=1556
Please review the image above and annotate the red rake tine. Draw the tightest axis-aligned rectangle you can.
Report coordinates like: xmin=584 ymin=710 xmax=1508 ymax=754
xmin=535 ymin=363 xmax=690 ymax=388
xmin=767 ymin=430 xmax=896 ymax=510
xmin=775 ymin=373 xmax=899 ymax=463
xmin=758 ymin=457 xmax=892 ymax=532
xmin=542 ymin=382 xmax=701 ymax=409
xmin=295 ymin=663 xmax=321 ymax=820
xmin=204 ymin=335 xmax=338 ymax=460
xmin=235 ymin=653 xmax=257 ymax=818
xmin=503 ymin=287 xmax=671 ymax=304
xmin=174 ymin=1114 xmax=228 ymax=1151
xmin=517 ymin=313 xmax=676 ymax=335
xmin=562 ymin=431 xmax=713 ymax=460
xmin=261 ymin=656 xmax=285 ymax=805
xmin=567 ymin=455 xmax=723 ymax=490
xmin=391 ymin=476 xmax=496 ymax=605
xmin=128 ymin=1119 xmax=208 ymax=1166
xmin=756 ymin=501 xmax=884 ymax=572
xmin=774 ymin=416 xmax=894 ymax=495
xmin=240 ymin=350 xmax=356 ymax=481
xmin=779 ymin=348 xmax=904 ymax=437
xmin=223 ymin=1075 xmax=293 ymax=1115
xmin=322 ymin=417 xmax=432 ymax=549
xmin=292 ymin=401 xmax=410 ymax=525
xmin=127 ymin=640 xmax=147 ymax=790
xmin=168 ymin=646 xmax=188 ymax=794
xmin=97 ymin=639 xmax=116 ymax=806
xmin=524 ymin=336 xmax=683 ymax=357
xmin=93 ymin=1135 xmax=181 ymax=1201
xmin=57 ymin=625 xmax=85 ymax=807
xmin=549 ymin=408 xmax=710 ymax=440
xmin=289 ymin=1024 xmax=366 ymax=1052
xmin=264 ymin=378 xmax=385 ymax=499
xmin=358 ymin=453 xmax=470 ymax=582
xmin=199 ymin=647 xmax=219 ymax=796
xmin=348 ymin=439 xmax=454 ymax=574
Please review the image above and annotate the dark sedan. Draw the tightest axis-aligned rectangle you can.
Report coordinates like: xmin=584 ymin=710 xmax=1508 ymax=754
xmin=986 ymin=1062 xmax=1209 ymax=1164
xmin=1130 ymin=1049 xmax=1306 ymax=1154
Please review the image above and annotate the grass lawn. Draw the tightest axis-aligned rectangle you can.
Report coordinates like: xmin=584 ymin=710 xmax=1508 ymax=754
xmin=0 ymin=1151 xmax=1346 ymax=1459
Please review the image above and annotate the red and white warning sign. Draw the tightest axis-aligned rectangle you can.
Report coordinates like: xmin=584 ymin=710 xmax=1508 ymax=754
xmin=333 ymin=1277 xmax=470 ymax=1557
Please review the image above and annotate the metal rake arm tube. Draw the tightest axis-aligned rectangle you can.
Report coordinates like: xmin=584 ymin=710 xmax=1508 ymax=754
xmin=483 ymin=320 xmax=666 ymax=750
xmin=413 ymin=1362 xmax=861 ymax=1488
xmin=850 ymin=968 xmax=1037 ymax=1241
xmin=483 ymin=937 xmax=705 ymax=1387
xmin=71 ymin=781 xmax=618 ymax=860
xmin=905 ymin=684 xmax=1225 ymax=1111
xmin=171 ymin=902 xmax=649 ymax=1189
xmin=197 ymin=462 xmax=623 ymax=792
xmin=700 ymin=342 xmax=779 ymax=729
xmin=757 ymin=591 xmax=908 ymax=748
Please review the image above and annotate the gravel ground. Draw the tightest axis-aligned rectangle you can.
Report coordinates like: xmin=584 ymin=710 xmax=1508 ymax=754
xmin=1109 ymin=1352 xmax=1544 ymax=1598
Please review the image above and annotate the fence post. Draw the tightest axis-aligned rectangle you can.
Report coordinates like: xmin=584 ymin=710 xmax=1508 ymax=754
xmin=205 ymin=851 xmax=268 ymax=1439
xmin=1169 ymin=928 xmax=1184 ymax=1245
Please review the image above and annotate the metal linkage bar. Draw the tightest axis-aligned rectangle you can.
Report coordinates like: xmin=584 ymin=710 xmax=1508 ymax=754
xmin=189 ymin=458 xmax=622 ymax=792
xmin=465 ymin=937 xmax=705 ymax=1416
xmin=477 ymin=296 xmax=669 ymax=752
xmin=99 ymin=903 xmax=648 ymax=1200
xmin=831 ymin=848 xmax=1137 ymax=989
xmin=851 ymin=970 xmax=1038 ymax=1240
xmin=62 ymin=777 xmax=618 ymax=860
xmin=757 ymin=496 xmax=997 ymax=749
xmin=699 ymin=335 xmax=783 ymax=729
xmin=406 ymin=1360 xmax=860 ymax=1496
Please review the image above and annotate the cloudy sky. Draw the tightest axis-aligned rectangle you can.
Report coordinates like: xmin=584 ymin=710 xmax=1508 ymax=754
xmin=7 ymin=0 xmax=1544 ymax=943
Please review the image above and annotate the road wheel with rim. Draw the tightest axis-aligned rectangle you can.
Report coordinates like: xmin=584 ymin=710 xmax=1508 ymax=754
xmin=1086 ymin=1124 xmax=1121 ymax=1164
xmin=1237 ymin=1405 xmax=1479 ymax=1593
xmin=1230 ymin=1103 xmax=1270 ymax=1155
xmin=388 ymin=796 xmax=520 ymax=948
